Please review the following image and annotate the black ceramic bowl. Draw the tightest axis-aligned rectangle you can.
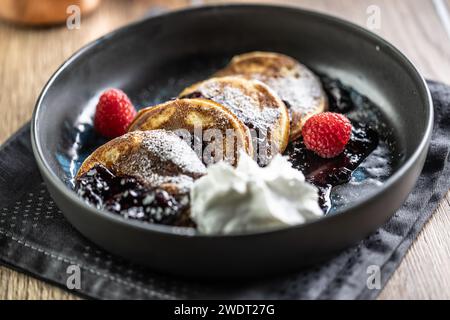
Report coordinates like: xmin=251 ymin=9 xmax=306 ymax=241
xmin=31 ymin=5 xmax=433 ymax=277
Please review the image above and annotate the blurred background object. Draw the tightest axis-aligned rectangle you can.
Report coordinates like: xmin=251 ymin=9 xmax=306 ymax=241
xmin=0 ymin=0 xmax=101 ymax=25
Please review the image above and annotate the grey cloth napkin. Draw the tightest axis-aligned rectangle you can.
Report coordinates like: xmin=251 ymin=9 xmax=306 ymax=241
xmin=0 ymin=80 xmax=449 ymax=300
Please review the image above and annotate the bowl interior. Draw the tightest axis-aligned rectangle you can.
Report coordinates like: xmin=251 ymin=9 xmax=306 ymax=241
xmin=34 ymin=5 xmax=431 ymax=220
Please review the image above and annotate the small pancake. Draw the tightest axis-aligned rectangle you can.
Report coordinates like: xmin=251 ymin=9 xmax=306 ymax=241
xmin=77 ymin=130 xmax=207 ymax=195
xmin=128 ymin=98 xmax=253 ymax=166
xmin=215 ymin=51 xmax=328 ymax=141
xmin=179 ymin=76 xmax=289 ymax=165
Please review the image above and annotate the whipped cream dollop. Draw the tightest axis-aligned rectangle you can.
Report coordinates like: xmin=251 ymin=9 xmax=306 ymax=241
xmin=190 ymin=152 xmax=323 ymax=234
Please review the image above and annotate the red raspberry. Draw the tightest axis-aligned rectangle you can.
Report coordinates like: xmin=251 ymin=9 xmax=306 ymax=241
xmin=94 ymin=88 xmax=137 ymax=138
xmin=302 ymin=112 xmax=352 ymax=158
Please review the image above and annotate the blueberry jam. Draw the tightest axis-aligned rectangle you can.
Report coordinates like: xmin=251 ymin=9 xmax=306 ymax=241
xmin=286 ymin=125 xmax=379 ymax=212
xmin=320 ymin=75 xmax=355 ymax=113
xmin=75 ymin=165 xmax=193 ymax=227
xmin=286 ymin=74 xmax=397 ymax=214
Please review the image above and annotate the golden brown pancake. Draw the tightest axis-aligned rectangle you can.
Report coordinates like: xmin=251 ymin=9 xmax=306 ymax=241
xmin=179 ymin=76 xmax=289 ymax=165
xmin=215 ymin=51 xmax=328 ymax=141
xmin=128 ymin=98 xmax=253 ymax=166
xmin=77 ymin=130 xmax=207 ymax=195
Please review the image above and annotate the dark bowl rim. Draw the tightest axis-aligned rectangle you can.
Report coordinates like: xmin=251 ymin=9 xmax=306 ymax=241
xmin=31 ymin=3 xmax=434 ymax=239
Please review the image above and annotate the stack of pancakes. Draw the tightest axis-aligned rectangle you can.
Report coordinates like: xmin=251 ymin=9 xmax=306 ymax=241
xmin=77 ymin=52 xmax=328 ymax=199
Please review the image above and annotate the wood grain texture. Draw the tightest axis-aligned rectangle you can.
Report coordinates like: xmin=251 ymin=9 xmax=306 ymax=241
xmin=0 ymin=267 xmax=79 ymax=300
xmin=0 ymin=0 xmax=101 ymax=25
xmin=0 ymin=0 xmax=449 ymax=300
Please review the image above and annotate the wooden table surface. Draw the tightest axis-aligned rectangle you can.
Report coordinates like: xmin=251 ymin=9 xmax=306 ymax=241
xmin=0 ymin=0 xmax=449 ymax=300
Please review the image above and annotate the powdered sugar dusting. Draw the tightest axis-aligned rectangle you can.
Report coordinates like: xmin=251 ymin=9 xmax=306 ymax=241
xmin=115 ymin=130 xmax=206 ymax=192
xmin=255 ymin=65 xmax=324 ymax=117
xmin=182 ymin=77 xmax=287 ymax=165
xmin=193 ymin=78 xmax=281 ymax=134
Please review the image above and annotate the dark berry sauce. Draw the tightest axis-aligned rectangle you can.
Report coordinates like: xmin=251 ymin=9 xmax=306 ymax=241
xmin=286 ymin=125 xmax=378 ymax=212
xmin=282 ymin=74 xmax=388 ymax=213
xmin=75 ymin=165 xmax=193 ymax=227
xmin=321 ymin=75 xmax=355 ymax=113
